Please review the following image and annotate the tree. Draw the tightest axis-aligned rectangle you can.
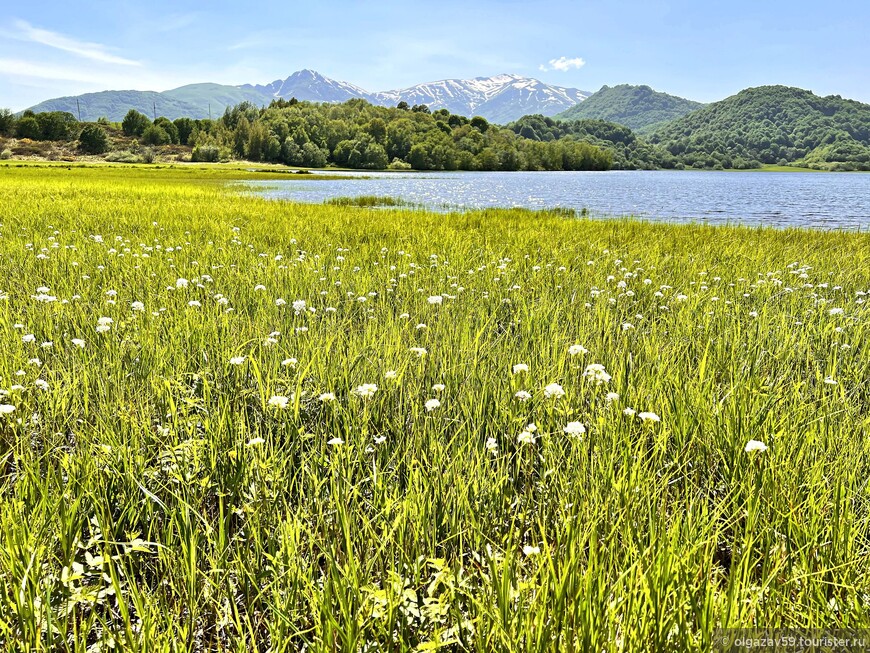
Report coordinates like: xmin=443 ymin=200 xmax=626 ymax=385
xmin=396 ymin=101 xmax=410 ymax=111
xmin=470 ymin=116 xmax=490 ymax=132
xmin=0 ymin=108 xmax=15 ymax=136
xmin=173 ymin=117 xmax=196 ymax=145
xmin=301 ymin=142 xmax=328 ymax=168
xmin=16 ymin=116 xmax=41 ymax=140
xmin=35 ymin=112 xmax=77 ymax=141
xmin=364 ymin=118 xmax=387 ymax=144
xmin=141 ymin=124 xmax=170 ymax=146
xmin=154 ymin=117 xmax=179 ymax=144
xmin=78 ymin=124 xmax=110 ymax=154
xmin=122 ymin=110 xmax=151 ymax=137
xmin=232 ymin=116 xmax=251 ymax=158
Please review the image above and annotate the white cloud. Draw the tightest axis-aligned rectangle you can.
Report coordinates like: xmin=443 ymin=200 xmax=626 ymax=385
xmin=11 ymin=20 xmax=141 ymax=66
xmin=0 ymin=58 xmax=191 ymax=93
xmin=539 ymin=56 xmax=585 ymax=72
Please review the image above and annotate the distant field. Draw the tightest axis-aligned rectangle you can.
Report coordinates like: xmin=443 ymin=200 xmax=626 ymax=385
xmin=0 ymin=164 xmax=868 ymax=651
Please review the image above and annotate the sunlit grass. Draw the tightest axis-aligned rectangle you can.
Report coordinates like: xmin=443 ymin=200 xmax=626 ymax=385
xmin=0 ymin=164 xmax=868 ymax=651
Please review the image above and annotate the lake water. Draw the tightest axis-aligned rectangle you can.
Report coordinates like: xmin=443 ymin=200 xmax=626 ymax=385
xmin=245 ymin=170 xmax=870 ymax=230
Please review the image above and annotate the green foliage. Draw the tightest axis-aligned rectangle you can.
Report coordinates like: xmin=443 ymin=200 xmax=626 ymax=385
xmin=78 ymin=124 xmax=110 ymax=154
xmin=13 ymin=110 xmax=79 ymax=141
xmin=154 ymin=117 xmax=180 ymax=144
xmin=556 ymin=84 xmax=704 ymax=133
xmin=191 ymin=144 xmax=221 ymax=162
xmin=650 ymin=86 xmax=870 ymax=170
xmin=141 ymin=124 xmax=171 ymax=146
xmin=173 ymin=117 xmax=196 ymax=145
xmin=180 ymin=98 xmax=612 ymax=170
xmin=122 ymin=109 xmax=151 ymax=137
xmin=15 ymin=115 xmax=41 ymax=140
xmin=35 ymin=111 xmax=78 ymax=140
xmin=0 ymin=108 xmax=15 ymax=136
xmin=104 ymin=150 xmax=140 ymax=163
xmin=508 ymin=115 xmax=672 ymax=169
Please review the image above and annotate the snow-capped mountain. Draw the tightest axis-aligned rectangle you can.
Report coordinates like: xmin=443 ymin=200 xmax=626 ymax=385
xmin=25 ymin=70 xmax=591 ymax=124
xmin=241 ymin=70 xmax=376 ymax=104
xmin=378 ymin=74 xmax=591 ymax=124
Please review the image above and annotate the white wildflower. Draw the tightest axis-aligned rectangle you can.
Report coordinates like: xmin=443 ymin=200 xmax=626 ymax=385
xmin=583 ymin=364 xmax=611 ymax=385
xmin=543 ymin=383 xmax=565 ymax=399
xmin=745 ymin=439 xmax=768 ymax=453
xmin=268 ymin=395 xmax=290 ymax=409
xmin=564 ymin=422 xmax=586 ymax=437
xmin=352 ymin=384 xmax=378 ymax=399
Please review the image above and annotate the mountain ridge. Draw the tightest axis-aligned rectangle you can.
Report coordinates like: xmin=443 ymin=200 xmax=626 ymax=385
xmin=24 ymin=70 xmax=592 ymax=124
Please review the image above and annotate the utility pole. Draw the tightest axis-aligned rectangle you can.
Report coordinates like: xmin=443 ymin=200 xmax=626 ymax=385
xmin=208 ymin=103 xmax=211 ymax=121
xmin=153 ymin=101 xmax=157 ymax=122
xmin=76 ymin=98 xmax=82 ymax=121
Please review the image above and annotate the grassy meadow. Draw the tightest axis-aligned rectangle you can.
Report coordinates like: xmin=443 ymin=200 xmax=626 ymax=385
xmin=0 ymin=163 xmax=869 ymax=651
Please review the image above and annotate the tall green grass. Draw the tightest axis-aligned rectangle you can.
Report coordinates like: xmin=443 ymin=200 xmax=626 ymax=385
xmin=0 ymin=164 xmax=868 ymax=651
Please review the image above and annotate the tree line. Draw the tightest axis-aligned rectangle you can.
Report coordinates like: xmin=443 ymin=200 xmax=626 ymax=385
xmin=0 ymin=101 xmax=614 ymax=171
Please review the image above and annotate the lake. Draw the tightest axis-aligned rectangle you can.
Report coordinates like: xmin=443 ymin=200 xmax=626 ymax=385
xmin=245 ymin=170 xmax=870 ymax=230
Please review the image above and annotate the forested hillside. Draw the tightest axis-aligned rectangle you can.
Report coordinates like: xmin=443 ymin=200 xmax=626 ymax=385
xmin=650 ymin=86 xmax=870 ymax=170
xmin=507 ymin=115 xmax=672 ymax=169
xmin=555 ymin=85 xmax=704 ymax=134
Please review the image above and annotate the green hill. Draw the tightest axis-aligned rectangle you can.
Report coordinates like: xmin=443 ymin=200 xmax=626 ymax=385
xmin=650 ymin=85 xmax=870 ymax=170
xmin=555 ymin=84 xmax=704 ymax=133
xmin=25 ymin=90 xmax=205 ymax=122
xmin=24 ymin=85 xmax=271 ymax=122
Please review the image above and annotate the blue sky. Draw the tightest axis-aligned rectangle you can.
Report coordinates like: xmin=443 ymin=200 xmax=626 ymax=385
xmin=1 ymin=0 xmax=868 ymax=110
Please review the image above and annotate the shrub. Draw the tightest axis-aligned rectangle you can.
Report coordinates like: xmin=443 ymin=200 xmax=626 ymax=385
xmin=0 ymin=148 xmax=11 ymax=160
xmin=140 ymin=147 xmax=156 ymax=164
xmin=104 ymin=150 xmax=139 ymax=163
xmin=388 ymin=158 xmax=412 ymax=170
xmin=78 ymin=124 xmax=110 ymax=154
xmin=191 ymin=145 xmax=220 ymax=163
